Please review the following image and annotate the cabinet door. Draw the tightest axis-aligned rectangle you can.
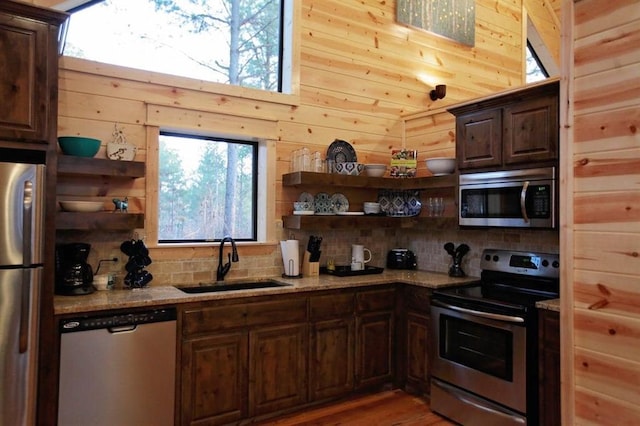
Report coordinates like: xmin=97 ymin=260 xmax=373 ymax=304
xmin=180 ymin=332 xmax=248 ymax=426
xmin=456 ymin=109 xmax=502 ymax=170
xmin=0 ymin=11 xmax=51 ymax=142
xmin=538 ymin=310 xmax=560 ymax=426
xmin=356 ymin=311 xmax=394 ymax=389
xmin=405 ymin=311 xmax=430 ymax=394
xmin=503 ymin=94 xmax=558 ymax=165
xmin=249 ymin=323 xmax=308 ymax=416
xmin=309 ymin=318 xmax=355 ymax=401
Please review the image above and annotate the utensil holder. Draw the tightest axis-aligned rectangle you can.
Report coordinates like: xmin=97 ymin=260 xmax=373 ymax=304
xmin=302 ymin=251 xmax=319 ymax=277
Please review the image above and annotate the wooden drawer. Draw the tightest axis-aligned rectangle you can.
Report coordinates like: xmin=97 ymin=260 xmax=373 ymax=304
xmin=356 ymin=287 xmax=395 ymax=313
xmin=246 ymin=297 xmax=308 ymax=327
xmin=182 ymin=304 xmax=247 ymax=337
xmin=310 ymin=291 xmax=354 ymax=321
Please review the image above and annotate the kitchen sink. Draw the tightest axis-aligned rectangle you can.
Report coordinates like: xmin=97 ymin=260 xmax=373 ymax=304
xmin=175 ymin=281 xmax=291 ymax=294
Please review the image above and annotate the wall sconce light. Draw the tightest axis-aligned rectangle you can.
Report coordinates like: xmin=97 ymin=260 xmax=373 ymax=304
xmin=429 ymin=84 xmax=447 ymax=101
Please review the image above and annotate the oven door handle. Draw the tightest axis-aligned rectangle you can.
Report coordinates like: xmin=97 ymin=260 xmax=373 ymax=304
xmin=520 ymin=180 xmax=530 ymax=223
xmin=432 ymin=299 xmax=525 ymax=324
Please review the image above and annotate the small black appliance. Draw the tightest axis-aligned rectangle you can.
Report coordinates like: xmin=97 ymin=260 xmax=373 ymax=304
xmin=55 ymin=243 xmax=95 ymax=295
xmin=386 ymin=248 xmax=417 ymax=269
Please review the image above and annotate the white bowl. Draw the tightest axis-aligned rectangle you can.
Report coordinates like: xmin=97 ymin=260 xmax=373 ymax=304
xmin=334 ymin=162 xmax=364 ymax=176
xmin=59 ymin=201 xmax=104 ymax=212
xmin=364 ymin=164 xmax=387 ymax=177
xmin=363 ymin=202 xmax=381 ymax=214
xmin=425 ymin=157 xmax=456 ymax=176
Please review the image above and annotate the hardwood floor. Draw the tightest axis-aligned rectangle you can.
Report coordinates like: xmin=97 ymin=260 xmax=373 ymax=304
xmin=256 ymin=390 xmax=455 ymax=425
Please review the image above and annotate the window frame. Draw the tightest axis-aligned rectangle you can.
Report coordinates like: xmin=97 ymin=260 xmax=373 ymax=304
xmin=62 ymin=0 xmax=292 ymax=94
xmin=156 ymin=131 xmax=260 ymax=244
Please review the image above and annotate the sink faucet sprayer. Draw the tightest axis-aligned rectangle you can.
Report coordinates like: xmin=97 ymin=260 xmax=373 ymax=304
xmin=217 ymin=236 xmax=239 ymax=281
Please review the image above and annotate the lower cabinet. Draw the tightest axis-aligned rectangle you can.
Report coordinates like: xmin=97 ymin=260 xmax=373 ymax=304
xmin=179 ymin=286 xmax=397 ymax=424
xmin=179 ymin=296 xmax=308 ymax=426
xmin=538 ymin=309 xmax=560 ymax=426
xmin=250 ymin=323 xmax=308 ymax=416
xmin=355 ymin=287 xmax=396 ymax=390
xmin=180 ymin=331 xmax=248 ymax=425
xmin=309 ymin=290 xmax=355 ymax=401
xmin=400 ymin=285 xmax=432 ymax=395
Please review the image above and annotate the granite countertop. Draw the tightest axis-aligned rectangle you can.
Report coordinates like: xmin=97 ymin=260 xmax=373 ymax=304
xmin=54 ymin=270 xmax=479 ymax=316
xmin=536 ymin=298 xmax=560 ymax=312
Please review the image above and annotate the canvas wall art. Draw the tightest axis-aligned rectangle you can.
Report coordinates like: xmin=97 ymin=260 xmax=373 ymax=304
xmin=397 ymin=0 xmax=475 ymax=46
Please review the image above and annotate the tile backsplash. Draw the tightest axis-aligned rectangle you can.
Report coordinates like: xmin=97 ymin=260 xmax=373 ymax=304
xmin=57 ymin=225 xmax=558 ymax=288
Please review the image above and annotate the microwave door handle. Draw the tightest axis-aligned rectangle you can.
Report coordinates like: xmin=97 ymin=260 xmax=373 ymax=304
xmin=520 ymin=181 xmax=530 ymax=223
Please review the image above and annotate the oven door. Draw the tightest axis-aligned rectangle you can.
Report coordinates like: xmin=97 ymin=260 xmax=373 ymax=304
xmin=459 ymin=167 xmax=555 ymax=228
xmin=430 ymin=301 xmax=527 ymax=415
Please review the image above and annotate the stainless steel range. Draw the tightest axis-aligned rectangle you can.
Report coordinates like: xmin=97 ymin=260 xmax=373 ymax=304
xmin=430 ymin=249 xmax=559 ymax=426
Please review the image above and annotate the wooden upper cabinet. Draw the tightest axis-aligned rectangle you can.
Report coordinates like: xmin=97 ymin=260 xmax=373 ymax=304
xmin=450 ymin=79 xmax=559 ymax=171
xmin=503 ymin=94 xmax=559 ymax=165
xmin=0 ymin=2 xmax=67 ymax=144
xmin=455 ymin=108 xmax=502 ymax=170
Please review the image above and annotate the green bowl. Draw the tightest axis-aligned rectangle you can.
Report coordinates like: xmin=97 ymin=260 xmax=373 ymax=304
xmin=58 ymin=136 xmax=101 ymax=157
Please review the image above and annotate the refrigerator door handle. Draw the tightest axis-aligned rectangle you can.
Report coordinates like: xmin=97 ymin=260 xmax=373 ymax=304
xmin=22 ymin=180 xmax=33 ymax=267
xmin=19 ymin=271 xmax=31 ymax=353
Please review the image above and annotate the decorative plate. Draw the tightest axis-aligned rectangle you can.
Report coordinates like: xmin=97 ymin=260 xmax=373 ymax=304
xmin=327 ymin=139 xmax=357 ymax=163
xmin=337 ymin=211 xmax=364 ymax=215
xmin=298 ymin=192 xmax=314 ymax=203
xmin=314 ymin=192 xmax=333 ymax=214
xmin=107 ymin=142 xmax=137 ymax=161
xmin=107 ymin=124 xmax=137 ymax=161
xmin=330 ymin=193 xmax=349 ymax=213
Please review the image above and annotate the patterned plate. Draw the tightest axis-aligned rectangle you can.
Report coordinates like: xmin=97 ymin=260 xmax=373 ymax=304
xmin=327 ymin=139 xmax=357 ymax=163
xmin=314 ymin=192 xmax=333 ymax=214
xmin=330 ymin=193 xmax=349 ymax=213
xmin=298 ymin=192 xmax=314 ymax=203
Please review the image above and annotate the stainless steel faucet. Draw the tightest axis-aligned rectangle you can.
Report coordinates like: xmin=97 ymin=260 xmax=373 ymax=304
xmin=217 ymin=236 xmax=239 ymax=281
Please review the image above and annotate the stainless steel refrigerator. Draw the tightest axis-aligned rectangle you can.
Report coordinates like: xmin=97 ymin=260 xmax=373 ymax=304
xmin=0 ymin=161 xmax=45 ymax=425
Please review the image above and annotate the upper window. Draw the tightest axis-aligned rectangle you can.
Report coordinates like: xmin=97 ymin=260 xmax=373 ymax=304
xmin=526 ymin=42 xmax=548 ymax=83
xmin=158 ymin=132 xmax=258 ymax=243
xmin=64 ymin=0 xmax=285 ymax=92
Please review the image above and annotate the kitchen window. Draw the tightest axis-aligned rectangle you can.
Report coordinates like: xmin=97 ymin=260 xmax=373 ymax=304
xmin=157 ymin=132 xmax=258 ymax=243
xmin=62 ymin=0 xmax=292 ymax=93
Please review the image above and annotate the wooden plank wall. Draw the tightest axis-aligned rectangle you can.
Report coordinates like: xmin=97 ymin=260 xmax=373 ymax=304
xmin=35 ymin=0 xmax=556 ymax=282
xmin=569 ymin=0 xmax=640 ymax=423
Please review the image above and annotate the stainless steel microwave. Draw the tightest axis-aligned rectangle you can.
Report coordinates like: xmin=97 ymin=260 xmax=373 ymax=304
xmin=459 ymin=167 xmax=556 ymax=228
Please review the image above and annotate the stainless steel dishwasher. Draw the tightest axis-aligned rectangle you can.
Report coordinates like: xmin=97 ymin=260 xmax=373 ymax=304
xmin=58 ymin=307 xmax=177 ymax=426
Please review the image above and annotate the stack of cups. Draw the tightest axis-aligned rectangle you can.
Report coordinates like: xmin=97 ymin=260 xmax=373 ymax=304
xmin=428 ymin=197 xmax=445 ymax=217
xmin=291 ymin=149 xmax=326 ymax=172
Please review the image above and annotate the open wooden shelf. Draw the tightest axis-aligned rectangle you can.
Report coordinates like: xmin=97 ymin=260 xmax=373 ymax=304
xmin=57 ymin=156 xmax=145 ymax=178
xmin=56 ymin=157 xmax=145 ymax=231
xmin=56 ymin=212 xmax=144 ymax=230
xmin=283 ymin=214 xmax=457 ymax=230
xmin=282 ymin=171 xmax=457 ymax=190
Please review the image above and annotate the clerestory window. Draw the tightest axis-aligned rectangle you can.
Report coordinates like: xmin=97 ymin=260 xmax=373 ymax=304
xmin=158 ymin=132 xmax=258 ymax=243
xmin=62 ymin=0 xmax=288 ymax=93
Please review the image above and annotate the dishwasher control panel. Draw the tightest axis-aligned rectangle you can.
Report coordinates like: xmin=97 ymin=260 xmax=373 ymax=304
xmin=59 ymin=307 xmax=177 ymax=333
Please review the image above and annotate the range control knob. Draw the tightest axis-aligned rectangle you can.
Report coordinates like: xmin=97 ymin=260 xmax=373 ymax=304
xmin=493 ymin=255 xmax=499 ymax=262
xmin=552 ymin=261 xmax=560 ymax=268
xmin=542 ymin=259 xmax=549 ymax=267
xmin=484 ymin=254 xmax=491 ymax=261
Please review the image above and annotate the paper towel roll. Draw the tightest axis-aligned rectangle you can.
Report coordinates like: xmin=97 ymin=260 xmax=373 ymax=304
xmin=280 ymin=240 xmax=300 ymax=276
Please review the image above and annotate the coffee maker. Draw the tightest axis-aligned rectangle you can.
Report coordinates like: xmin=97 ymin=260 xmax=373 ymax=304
xmin=56 ymin=243 xmax=95 ymax=295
